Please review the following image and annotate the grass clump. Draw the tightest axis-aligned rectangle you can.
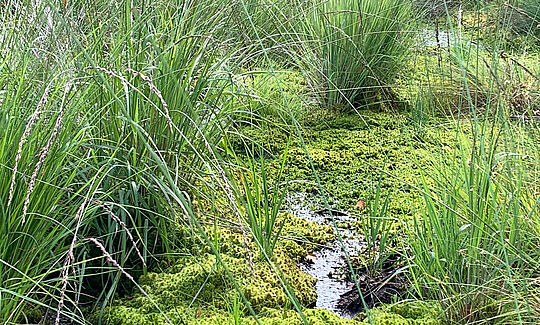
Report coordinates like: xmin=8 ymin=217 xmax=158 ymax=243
xmin=302 ymin=0 xmax=413 ymax=109
xmin=0 ymin=0 xmax=242 ymax=322
xmin=409 ymin=119 xmax=540 ymax=323
xmin=233 ymin=153 xmax=287 ymax=259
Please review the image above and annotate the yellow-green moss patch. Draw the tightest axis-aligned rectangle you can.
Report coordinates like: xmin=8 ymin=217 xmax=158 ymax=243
xmin=358 ymin=301 xmax=445 ymax=325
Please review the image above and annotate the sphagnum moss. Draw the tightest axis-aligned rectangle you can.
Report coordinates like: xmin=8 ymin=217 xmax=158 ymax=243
xmin=98 ymin=212 xmax=334 ymax=324
xmin=100 ymin=111 xmax=454 ymax=324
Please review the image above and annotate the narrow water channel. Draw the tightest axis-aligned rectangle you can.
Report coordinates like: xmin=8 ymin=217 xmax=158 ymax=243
xmin=286 ymin=194 xmax=365 ymax=318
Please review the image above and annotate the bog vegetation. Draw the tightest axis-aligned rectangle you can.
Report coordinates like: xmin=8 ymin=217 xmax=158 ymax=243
xmin=0 ymin=0 xmax=538 ymax=324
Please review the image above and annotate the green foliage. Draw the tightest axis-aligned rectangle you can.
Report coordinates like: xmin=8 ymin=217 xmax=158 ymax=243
xmin=302 ymin=0 xmax=413 ymax=108
xmin=233 ymin=150 xmax=288 ymax=259
xmin=2 ymin=0 xmax=540 ymax=324
xmin=0 ymin=0 xmax=239 ymax=321
xmin=360 ymin=167 xmax=397 ymax=275
xmin=409 ymin=121 xmax=540 ymax=322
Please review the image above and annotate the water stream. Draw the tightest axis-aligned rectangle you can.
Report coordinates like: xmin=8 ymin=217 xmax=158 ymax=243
xmin=286 ymin=194 xmax=365 ymax=318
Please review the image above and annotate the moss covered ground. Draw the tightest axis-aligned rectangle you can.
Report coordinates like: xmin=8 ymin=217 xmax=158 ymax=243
xmin=98 ymin=38 xmax=539 ymax=322
xmin=96 ymin=107 xmax=457 ymax=324
xmin=238 ymin=108 xmax=464 ymax=227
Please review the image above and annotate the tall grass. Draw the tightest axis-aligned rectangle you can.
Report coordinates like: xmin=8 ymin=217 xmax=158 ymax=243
xmin=232 ymin=150 xmax=288 ymax=259
xmin=300 ymin=0 xmax=412 ymax=109
xmin=0 ymin=0 xmax=244 ymax=322
xmin=0 ymin=76 xmax=91 ymax=323
xmin=409 ymin=118 xmax=540 ymax=323
xmin=406 ymin=3 xmax=540 ymax=322
xmin=360 ymin=167 xmax=396 ymax=275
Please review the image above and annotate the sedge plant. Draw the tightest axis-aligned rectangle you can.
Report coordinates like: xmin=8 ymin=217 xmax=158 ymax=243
xmin=233 ymin=147 xmax=289 ymax=259
xmin=300 ymin=0 xmax=413 ymax=109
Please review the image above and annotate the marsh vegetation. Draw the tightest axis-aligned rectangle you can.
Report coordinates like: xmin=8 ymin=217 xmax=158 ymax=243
xmin=0 ymin=0 xmax=539 ymax=324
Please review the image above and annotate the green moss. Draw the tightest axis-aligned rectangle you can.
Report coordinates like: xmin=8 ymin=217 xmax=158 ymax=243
xmin=229 ymin=124 xmax=292 ymax=158
xmin=98 ymin=301 xmax=444 ymax=325
xmin=358 ymin=301 xmax=445 ymax=325
xmin=283 ymin=114 xmax=438 ymax=218
xmin=99 ymin=209 xmax=340 ymax=324
xmin=102 ymin=110 xmax=456 ymax=325
xmin=99 ymin=250 xmax=316 ymax=323
xmin=389 ymin=301 xmax=444 ymax=322
xmin=99 ymin=306 xmax=367 ymax=325
xmin=302 ymin=109 xmax=408 ymax=131
xmin=279 ymin=214 xmax=336 ymax=260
